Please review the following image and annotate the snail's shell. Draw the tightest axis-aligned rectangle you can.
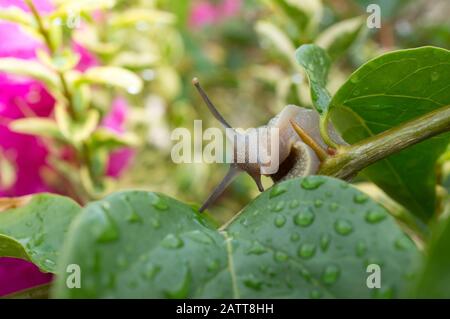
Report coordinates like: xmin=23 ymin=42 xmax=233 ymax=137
xmin=228 ymin=105 xmax=345 ymax=177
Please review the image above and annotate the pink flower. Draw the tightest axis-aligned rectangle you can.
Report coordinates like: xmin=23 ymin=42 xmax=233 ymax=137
xmin=0 ymin=258 xmax=52 ymax=297
xmin=0 ymin=0 xmax=134 ymax=297
xmin=189 ymin=0 xmax=241 ymax=29
xmin=102 ymin=97 xmax=135 ymax=178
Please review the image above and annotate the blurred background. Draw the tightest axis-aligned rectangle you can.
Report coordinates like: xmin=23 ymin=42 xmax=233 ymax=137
xmin=0 ymin=0 xmax=449 ymax=224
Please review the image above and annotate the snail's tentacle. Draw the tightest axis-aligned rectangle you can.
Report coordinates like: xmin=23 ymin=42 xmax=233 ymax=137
xmin=199 ymin=164 xmax=241 ymax=213
xmin=192 ymin=77 xmax=232 ymax=129
xmin=290 ymin=120 xmax=328 ymax=161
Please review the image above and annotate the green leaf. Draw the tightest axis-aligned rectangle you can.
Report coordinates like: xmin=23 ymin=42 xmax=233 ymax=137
xmin=52 ymin=0 xmax=116 ymax=17
xmin=78 ymin=66 xmax=143 ymax=94
xmin=329 ymin=46 xmax=450 ymax=222
xmin=0 ymin=58 xmax=59 ymax=89
xmin=53 ymin=176 xmax=420 ymax=298
xmin=109 ymin=9 xmax=175 ymax=28
xmin=0 ymin=194 xmax=81 ymax=273
xmin=295 ymin=44 xmax=331 ymax=114
xmin=89 ymin=128 xmax=139 ymax=150
xmin=414 ymin=216 xmax=450 ymax=298
xmin=255 ymin=21 xmax=297 ymax=66
xmin=0 ymin=6 xmax=35 ymax=27
xmin=315 ymin=16 xmax=365 ymax=61
xmin=9 ymin=118 xmax=63 ymax=140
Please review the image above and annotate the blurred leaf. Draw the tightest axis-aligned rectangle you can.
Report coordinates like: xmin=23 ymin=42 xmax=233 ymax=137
xmin=72 ymin=84 xmax=91 ymax=114
xmin=256 ymin=21 xmax=297 ymax=66
xmin=36 ymin=49 xmax=80 ymax=72
xmin=52 ymin=0 xmax=116 ymax=17
xmin=9 ymin=118 xmax=63 ymax=140
xmin=330 ymin=46 xmax=450 ymax=222
xmin=270 ymin=0 xmax=323 ymax=34
xmin=72 ymin=109 xmax=100 ymax=144
xmin=112 ymin=52 xmax=159 ymax=69
xmin=53 ymin=177 xmax=419 ymax=298
xmin=295 ymin=44 xmax=331 ymax=114
xmin=78 ymin=66 xmax=143 ymax=94
xmin=0 ymin=154 xmax=16 ymax=190
xmin=414 ymin=215 xmax=450 ymax=297
xmin=110 ymin=9 xmax=175 ymax=28
xmin=0 ymin=6 xmax=35 ymax=27
xmin=316 ymin=16 xmax=365 ymax=61
xmin=0 ymin=58 xmax=59 ymax=89
xmin=0 ymin=194 xmax=81 ymax=273
xmin=89 ymin=128 xmax=139 ymax=150
xmin=55 ymin=103 xmax=73 ymax=141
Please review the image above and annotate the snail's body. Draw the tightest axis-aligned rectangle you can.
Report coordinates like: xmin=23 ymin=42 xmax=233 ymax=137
xmin=192 ymin=78 xmax=344 ymax=212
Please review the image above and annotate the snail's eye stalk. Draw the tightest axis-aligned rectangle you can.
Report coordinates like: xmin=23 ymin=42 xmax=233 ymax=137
xmin=199 ymin=164 xmax=241 ymax=213
xmin=192 ymin=77 xmax=232 ymax=129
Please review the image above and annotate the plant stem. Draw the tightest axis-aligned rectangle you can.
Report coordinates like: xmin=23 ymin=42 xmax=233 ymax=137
xmin=319 ymin=104 xmax=450 ymax=179
xmin=25 ymin=0 xmax=76 ymax=120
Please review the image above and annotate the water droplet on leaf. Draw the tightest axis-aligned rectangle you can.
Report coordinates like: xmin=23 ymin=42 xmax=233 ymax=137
xmin=301 ymin=177 xmax=324 ymax=190
xmin=294 ymin=208 xmax=315 ymax=227
xmin=334 ymin=219 xmax=353 ymax=236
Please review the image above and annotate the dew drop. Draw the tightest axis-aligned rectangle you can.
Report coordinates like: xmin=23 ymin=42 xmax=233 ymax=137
xmin=151 ymin=218 xmax=161 ymax=229
xmin=294 ymin=208 xmax=315 ymax=227
xmin=320 ymin=233 xmax=331 ymax=252
xmin=207 ymin=259 xmax=220 ymax=272
xmin=289 ymin=199 xmax=300 ymax=209
xmin=274 ymin=215 xmax=286 ymax=228
xmin=274 ymin=251 xmax=289 ymax=262
xmin=314 ymin=199 xmax=323 ymax=208
xmin=334 ymin=219 xmax=353 ymax=236
xmin=352 ymin=89 xmax=360 ymax=96
xmin=161 ymin=234 xmax=184 ymax=249
xmin=309 ymin=289 xmax=322 ymax=299
xmin=298 ymin=243 xmax=316 ymax=259
xmin=350 ymin=76 xmax=359 ymax=84
xmin=365 ymin=209 xmax=387 ymax=224
xmin=301 ymin=177 xmax=324 ymax=190
xmin=143 ymin=263 xmax=161 ymax=280
xmin=151 ymin=194 xmax=169 ymax=211
xmin=270 ymin=185 xmax=287 ymax=198
xmin=247 ymin=241 xmax=267 ymax=255
xmin=243 ymin=275 xmax=263 ymax=291
xmin=355 ymin=241 xmax=367 ymax=257
xmin=290 ymin=233 xmax=300 ymax=242
xmin=394 ymin=235 xmax=411 ymax=251
xmin=95 ymin=207 xmax=119 ymax=243
xmin=300 ymin=268 xmax=312 ymax=282
xmin=329 ymin=202 xmax=339 ymax=212
xmin=127 ymin=210 xmax=142 ymax=223
xmin=186 ymin=230 xmax=213 ymax=244
xmin=164 ymin=267 xmax=191 ymax=299
xmin=354 ymin=193 xmax=369 ymax=204
xmin=322 ymin=264 xmax=340 ymax=285
xmin=271 ymin=201 xmax=285 ymax=212
xmin=372 ymin=285 xmax=395 ymax=299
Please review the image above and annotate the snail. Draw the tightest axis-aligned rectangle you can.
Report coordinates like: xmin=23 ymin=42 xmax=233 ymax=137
xmin=192 ymin=78 xmax=344 ymax=212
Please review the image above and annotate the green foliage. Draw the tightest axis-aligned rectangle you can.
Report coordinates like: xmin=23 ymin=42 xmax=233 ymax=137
xmin=53 ymin=177 xmax=419 ymax=298
xmin=316 ymin=16 xmax=365 ymax=61
xmin=414 ymin=216 xmax=450 ymax=298
xmin=77 ymin=66 xmax=143 ymax=94
xmin=329 ymin=46 xmax=450 ymax=222
xmin=295 ymin=44 xmax=331 ymax=114
xmin=0 ymin=58 xmax=59 ymax=89
xmin=0 ymin=194 xmax=81 ymax=273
